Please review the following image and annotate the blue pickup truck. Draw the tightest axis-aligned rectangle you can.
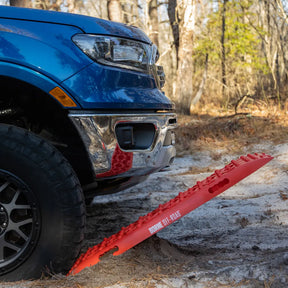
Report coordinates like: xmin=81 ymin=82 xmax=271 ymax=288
xmin=0 ymin=5 xmax=176 ymax=280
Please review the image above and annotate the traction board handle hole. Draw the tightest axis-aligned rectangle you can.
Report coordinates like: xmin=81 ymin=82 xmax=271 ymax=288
xmin=208 ymin=178 xmax=230 ymax=194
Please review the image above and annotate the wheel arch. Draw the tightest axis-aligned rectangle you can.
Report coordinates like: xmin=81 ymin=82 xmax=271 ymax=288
xmin=0 ymin=65 xmax=94 ymax=186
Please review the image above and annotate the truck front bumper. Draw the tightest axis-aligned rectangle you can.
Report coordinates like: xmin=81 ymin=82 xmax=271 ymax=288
xmin=69 ymin=112 xmax=177 ymax=180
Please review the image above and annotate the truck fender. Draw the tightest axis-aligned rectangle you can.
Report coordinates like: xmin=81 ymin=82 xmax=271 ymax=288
xmin=0 ymin=61 xmax=80 ymax=108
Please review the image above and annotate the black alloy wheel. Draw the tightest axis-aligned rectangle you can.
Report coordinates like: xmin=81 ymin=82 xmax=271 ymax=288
xmin=0 ymin=124 xmax=85 ymax=280
xmin=0 ymin=170 xmax=40 ymax=274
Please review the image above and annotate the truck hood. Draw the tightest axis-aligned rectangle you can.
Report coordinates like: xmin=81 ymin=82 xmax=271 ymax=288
xmin=0 ymin=6 xmax=152 ymax=44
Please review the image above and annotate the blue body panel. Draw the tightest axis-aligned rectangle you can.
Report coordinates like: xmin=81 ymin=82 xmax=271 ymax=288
xmin=0 ymin=19 xmax=92 ymax=82
xmin=62 ymin=63 xmax=172 ymax=109
xmin=0 ymin=6 xmax=173 ymax=110
xmin=0 ymin=6 xmax=152 ymax=44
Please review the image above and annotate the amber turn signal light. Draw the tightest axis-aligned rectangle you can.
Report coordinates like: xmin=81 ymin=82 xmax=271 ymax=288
xmin=49 ymin=87 xmax=77 ymax=107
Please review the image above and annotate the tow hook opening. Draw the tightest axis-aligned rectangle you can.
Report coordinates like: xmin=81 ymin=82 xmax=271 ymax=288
xmin=115 ymin=123 xmax=156 ymax=150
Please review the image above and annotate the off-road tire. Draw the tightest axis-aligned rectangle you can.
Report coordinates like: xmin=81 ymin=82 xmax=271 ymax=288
xmin=0 ymin=124 xmax=85 ymax=280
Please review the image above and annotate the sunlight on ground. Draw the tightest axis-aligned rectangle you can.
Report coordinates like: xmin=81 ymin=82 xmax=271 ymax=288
xmin=176 ymin=103 xmax=288 ymax=157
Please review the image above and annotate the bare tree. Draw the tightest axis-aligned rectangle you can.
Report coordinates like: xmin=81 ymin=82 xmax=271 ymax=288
xmin=148 ymin=0 xmax=159 ymax=47
xmin=221 ymin=0 xmax=227 ymax=99
xmin=107 ymin=0 xmax=122 ymax=22
xmin=253 ymin=0 xmax=288 ymax=101
xmin=132 ymin=0 xmax=141 ymax=26
xmin=174 ymin=0 xmax=196 ymax=113
xmin=189 ymin=53 xmax=208 ymax=113
xmin=168 ymin=0 xmax=179 ymax=66
xmin=9 ymin=0 xmax=31 ymax=7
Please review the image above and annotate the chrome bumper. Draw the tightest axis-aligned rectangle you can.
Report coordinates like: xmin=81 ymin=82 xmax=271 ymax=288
xmin=69 ymin=112 xmax=177 ymax=178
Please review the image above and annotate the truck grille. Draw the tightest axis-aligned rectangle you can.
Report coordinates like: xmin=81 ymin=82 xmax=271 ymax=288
xmin=156 ymin=65 xmax=165 ymax=88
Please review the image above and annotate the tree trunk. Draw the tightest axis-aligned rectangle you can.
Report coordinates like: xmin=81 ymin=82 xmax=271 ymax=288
xmin=221 ymin=0 xmax=227 ymax=99
xmin=175 ymin=0 xmax=196 ymax=113
xmin=121 ymin=2 xmax=130 ymax=24
xmin=107 ymin=0 xmax=122 ymax=22
xmin=189 ymin=53 xmax=209 ymax=113
xmin=168 ymin=0 xmax=179 ymax=67
xmin=148 ymin=0 xmax=159 ymax=46
xmin=10 ymin=0 xmax=32 ymax=7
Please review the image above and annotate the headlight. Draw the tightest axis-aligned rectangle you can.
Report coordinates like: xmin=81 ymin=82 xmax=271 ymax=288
xmin=72 ymin=34 xmax=159 ymax=74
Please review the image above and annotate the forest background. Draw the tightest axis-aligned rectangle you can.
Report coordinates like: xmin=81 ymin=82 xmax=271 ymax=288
xmin=1 ymin=3 xmax=288 ymax=288
xmin=2 ymin=0 xmax=288 ymax=154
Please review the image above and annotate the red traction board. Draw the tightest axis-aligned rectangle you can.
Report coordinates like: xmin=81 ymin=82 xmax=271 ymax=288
xmin=68 ymin=153 xmax=273 ymax=276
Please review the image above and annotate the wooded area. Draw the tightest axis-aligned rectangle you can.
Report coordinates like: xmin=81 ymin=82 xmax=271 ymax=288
xmin=5 ymin=0 xmax=288 ymax=114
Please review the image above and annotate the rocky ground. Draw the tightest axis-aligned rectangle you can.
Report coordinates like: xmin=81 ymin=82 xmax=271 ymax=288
xmin=1 ymin=142 xmax=288 ymax=288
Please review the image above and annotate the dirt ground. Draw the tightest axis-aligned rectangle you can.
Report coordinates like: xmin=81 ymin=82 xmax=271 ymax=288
xmin=1 ymin=142 xmax=288 ymax=288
